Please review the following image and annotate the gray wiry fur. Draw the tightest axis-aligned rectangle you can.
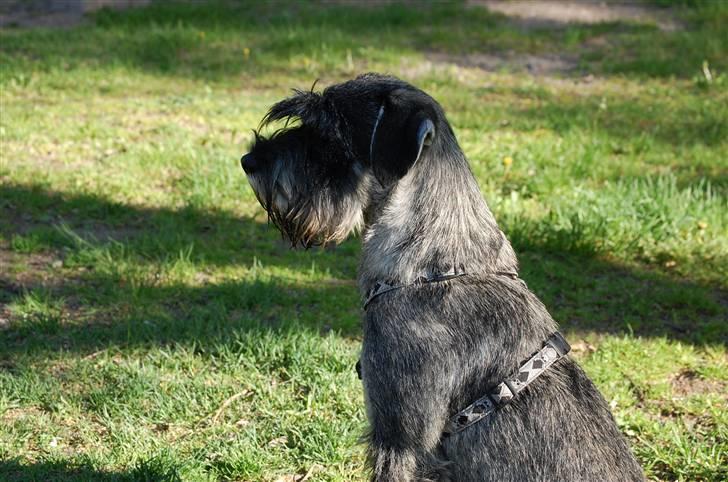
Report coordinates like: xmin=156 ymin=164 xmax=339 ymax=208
xmin=241 ymin=73 xmax=644 ymax=481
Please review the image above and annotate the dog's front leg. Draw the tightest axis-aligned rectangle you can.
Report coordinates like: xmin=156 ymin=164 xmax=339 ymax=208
xmin=361 ymin=338 xmax=454 ymax=482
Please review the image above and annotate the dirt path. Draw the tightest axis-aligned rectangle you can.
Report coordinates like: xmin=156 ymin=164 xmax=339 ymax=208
xmin=0 ymin=0 xmax=149 ymax=29
xmin=427 ymin=0 xmax=684 ymax=76
xmin=1 ymin=0 xmax=683 ymax=31
xmin=472 ymin=0 xmax=682 ymax=31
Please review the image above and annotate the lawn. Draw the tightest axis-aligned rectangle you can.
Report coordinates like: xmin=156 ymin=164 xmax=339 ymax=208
xmin=0 ymin=1 xmax=726 ymax=481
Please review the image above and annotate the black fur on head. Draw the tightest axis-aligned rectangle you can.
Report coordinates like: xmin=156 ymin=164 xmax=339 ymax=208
xmin=241 ymin=73 xmax=448 ymax=247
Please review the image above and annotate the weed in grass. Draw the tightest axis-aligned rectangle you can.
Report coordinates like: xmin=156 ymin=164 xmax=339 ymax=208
xmin=9 ymin=234 xmax=44 ymax=254
xmin=7 ymin=290 xmax=65 ymax=335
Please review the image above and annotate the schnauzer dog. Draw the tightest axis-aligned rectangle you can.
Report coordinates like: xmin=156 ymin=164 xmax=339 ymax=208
xmin=241 ymin=73 xmax=643 ymax=481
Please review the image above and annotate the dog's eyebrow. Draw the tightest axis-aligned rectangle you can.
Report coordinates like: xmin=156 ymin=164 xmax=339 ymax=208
xmin=369 ymin=104 xmax=385 ymax=163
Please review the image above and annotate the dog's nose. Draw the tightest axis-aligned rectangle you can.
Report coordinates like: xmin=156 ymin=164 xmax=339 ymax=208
xmin=240 ymin=153 xmax=258 ymax=173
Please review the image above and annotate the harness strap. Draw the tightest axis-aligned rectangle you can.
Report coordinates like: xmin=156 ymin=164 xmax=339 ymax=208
xmin=442 ymin=332 xmax=570 ymax=435
xmin=363 ymin=269 xmax=520 ymax=310
xmin=359 ymin=271 xmax=566 ymax=435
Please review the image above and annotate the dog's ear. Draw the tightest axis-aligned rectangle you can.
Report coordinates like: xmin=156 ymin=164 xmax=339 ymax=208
xmin=370 ymin=89 xmax=436 ymax=186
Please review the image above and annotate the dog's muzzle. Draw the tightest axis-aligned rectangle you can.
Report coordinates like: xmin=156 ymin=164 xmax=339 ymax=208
xmin=241 ymin=152 xmax=258 ymax=174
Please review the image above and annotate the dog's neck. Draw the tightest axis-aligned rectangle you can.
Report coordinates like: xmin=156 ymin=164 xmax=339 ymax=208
xmin=360 ymin=143 xmax=518 ymax=290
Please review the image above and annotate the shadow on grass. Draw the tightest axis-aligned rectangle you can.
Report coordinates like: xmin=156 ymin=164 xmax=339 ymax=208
xmin=0 ymin=457 xmax=182 ymax=482
xmin=1 ymin=182 xmax=725 ymax=360
xmin=0 ymin=182 xmax=360 ymax=277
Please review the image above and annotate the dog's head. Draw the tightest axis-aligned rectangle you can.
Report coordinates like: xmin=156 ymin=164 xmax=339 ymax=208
xmin=241 ymin=73 xmax=446 ymax=247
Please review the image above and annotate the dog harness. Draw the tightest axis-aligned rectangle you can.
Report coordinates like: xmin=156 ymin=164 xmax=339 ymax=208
xmin=363 ymin=268 xmax=469 ymax=309
xmin=442 ymin=332 xmax=570 ymax=435
xmin=362 ymin=267 xmax=520 ymax=309
xmin=360 ymin=271 xmax=571 ymax=435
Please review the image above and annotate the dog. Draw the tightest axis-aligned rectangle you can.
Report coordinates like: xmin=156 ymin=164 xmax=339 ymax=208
xmin=240 ymin=73 xmax=644 ymax=481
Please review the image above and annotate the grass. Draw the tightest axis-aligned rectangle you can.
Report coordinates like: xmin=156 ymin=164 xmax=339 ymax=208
xmin=0 ymin=0 xmax=726 ymax=480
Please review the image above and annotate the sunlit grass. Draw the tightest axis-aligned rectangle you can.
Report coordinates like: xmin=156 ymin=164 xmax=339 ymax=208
xmin=1 ymin=1 xmax=726 ymax=481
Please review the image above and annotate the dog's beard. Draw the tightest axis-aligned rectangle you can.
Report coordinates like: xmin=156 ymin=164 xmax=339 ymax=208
xmin=248 ymin=176 xmax=362 ymax=248
xmin=270 ymin=197 xmax=360 ymax=248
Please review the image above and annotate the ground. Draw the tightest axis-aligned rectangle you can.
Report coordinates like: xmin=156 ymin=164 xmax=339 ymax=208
xmin=0 ymin=1 xmax=726 ymax=481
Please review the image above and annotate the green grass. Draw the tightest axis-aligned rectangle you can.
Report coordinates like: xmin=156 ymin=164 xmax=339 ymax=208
xmin=1 ymin=1 xmax=726 ymax=481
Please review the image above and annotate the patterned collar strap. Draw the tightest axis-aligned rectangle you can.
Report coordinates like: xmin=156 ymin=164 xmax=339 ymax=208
xmin=443 ymin=332 xmax=571 ymax=436
xmin=363 ymin=269 xmax=520 ymax=310
xmin=362 ymin=267 xmax=469 ymax=309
